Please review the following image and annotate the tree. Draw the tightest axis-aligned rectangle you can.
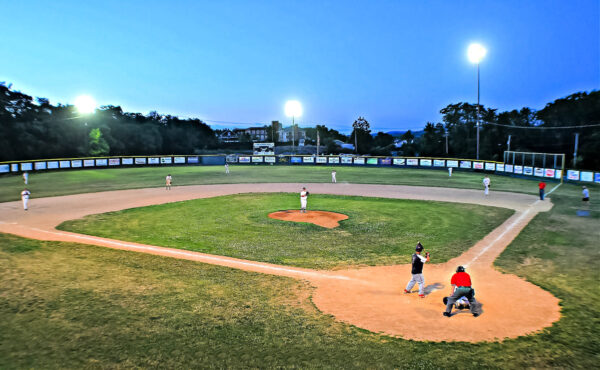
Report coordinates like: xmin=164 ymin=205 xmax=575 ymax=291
xmin=350 ymin=116 xmax=373 ymax=154
xmin=88 ymin=128 xmax=110 ymax=156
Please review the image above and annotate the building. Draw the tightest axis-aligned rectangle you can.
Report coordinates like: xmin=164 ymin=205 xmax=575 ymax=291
xmin=279 ymin=126 xmax=306 ymax=143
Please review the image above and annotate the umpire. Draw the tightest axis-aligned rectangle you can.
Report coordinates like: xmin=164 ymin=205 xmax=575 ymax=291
xmin=443 ymin=266 xmax=479 ymax=317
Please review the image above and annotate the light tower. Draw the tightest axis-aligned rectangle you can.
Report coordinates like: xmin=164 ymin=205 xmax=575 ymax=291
xmin=467 ymin=43 xmax=487 ymax=160
xmin=284 ymin=100 xmax=302 ymax=153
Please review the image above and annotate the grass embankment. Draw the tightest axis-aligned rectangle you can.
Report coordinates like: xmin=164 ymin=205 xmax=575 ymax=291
xmin=58 ymin=193 xmax=512 ymax=269
xmin=0 ymin=165 xmax=567 ymax=202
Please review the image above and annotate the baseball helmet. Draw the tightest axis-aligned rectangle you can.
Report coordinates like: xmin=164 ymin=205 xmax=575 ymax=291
xmin=415 ymin=242 xmax=424 ymax=252
xmin=456 ymin=266 xmax=465 ymax=273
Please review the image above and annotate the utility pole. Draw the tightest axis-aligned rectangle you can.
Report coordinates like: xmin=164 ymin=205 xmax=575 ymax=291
xmin=573 ymin=133 xmax=579 ymax=168
xmin=316 ymin=129 xmax=320 ymax=157
xmin=354 ymin=129 xmax=358 ymax=154
xmin=445 ymin=131 xmax=449 ymax=154
xmin=507 ymin=135 xmax=511 ymax=152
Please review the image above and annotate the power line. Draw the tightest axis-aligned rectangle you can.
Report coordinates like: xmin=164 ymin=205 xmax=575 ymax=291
xmin=483 ymin=121 xmax=600 ymax=130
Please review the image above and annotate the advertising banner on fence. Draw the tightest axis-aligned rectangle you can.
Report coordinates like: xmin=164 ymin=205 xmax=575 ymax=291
xmin=109 ymin=158 xmax=120 ymax=166
xmin=71 ymin=160 xmax=82 ymax=168
xmin=380 ymin=158 xmax=392 ymax=165
xmin=122 ymin=158 xmax=133 ymax=165
xmin=567 ymin=170 xmax=579 ymax=180
xmin=239 ymin=156 xmax=251 ymax=163
xmin=523 ymin=166 xmax=533 ymax=175
xmin=10 ymin=163 xmax=18 ymax=172
xmin=264 ymin=156 xmax=276 ymax=163
xmin=459 ymin=161 xmax=471 ymax=169
xmin=135 ymin=158 xmax=147 ymax=165
xmin=514 ymin=165 xmax=523 ymax=174
xmin=84 ymin=159 xmax=95 ymax=167
xmin=252 ymin=156 xmax=264 ymax=163
xmin=555 ymin=169 xmax=562 ymax=179
xmin=21 ymin=163 xmax=33 ymax=171
xmin=580 ymin=171 xmax=593 ymax=182
xmin=47 ymin=161 xmax=59 ymax=169
xmin=147 ymin=158 xmax=159 ymax=164
xmin=496 ymin=163 xmax=504 ymax=172
xmin=473 ymin=162 xmax=484 ymax=169
xmin=420 ymin=159 xmax=432 ymax=166
xmin=545 ymin=169 xmax=555 ymax=178
xmin=505 ymin=164 xmax=513 ymax=173
xmin=303 ymin=156 xmax=314 ymax=163
xmin=339 ymin=157 xmax=351 ymax=164
xmin=534 ymin=168 xmax=544 ymax=177
xmin=174 ymin=157 xmax=186 ymax=164
xmin=393 ymin=158 xmax=406 ymax=166
xmin=447 ymin=160 xmax=458 ymax=168
xmin=433 ymin=159 xmax=445 ymax=167
xmin=316 ymin=157 xmax=327 ymax=164
xmin=406 ymin=158 xmax=418 ymax=166
xmin=353 ymin=157 xmax=365 ymax=165
xmin=225 ymin=155 xmax=237 ymax=163
xmin=187 ymin=156 xmax=200 ymax=164
xmin=485 ymin=162 xmax=496 ymax=171
xmin=95 ymin=159 xmax=108 ymax=166
xmin=290 ymin=157 xmax=302 ymax=164
xmin=366 ymin=158 xmax=378 ymax=165
xmin=35 ymin=162 xmax=47 ymax=170
xmin=329 ymin=157 xmax=340 ymax=164
xmin=59 ymin=161 xmax=71 ymax=168
xmin=160 ymin=157 xmax=172 ymax=164
xmin=595 ymin=173 xmax=600 ymax=183
xmin=0 ymin=164 xmax=9 ymax=173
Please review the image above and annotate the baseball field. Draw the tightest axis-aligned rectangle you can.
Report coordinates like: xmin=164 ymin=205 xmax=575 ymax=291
xmin=0 ymin=166 xmax=598 ymax=368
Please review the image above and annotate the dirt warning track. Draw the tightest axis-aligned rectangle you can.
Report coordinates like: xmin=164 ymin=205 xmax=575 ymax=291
xmin=0 ymin=183 xmax=560 ymax=342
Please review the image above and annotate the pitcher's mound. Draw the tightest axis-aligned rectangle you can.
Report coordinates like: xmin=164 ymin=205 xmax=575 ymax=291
xmin=268 ymin=210 xmax=348 ymax=228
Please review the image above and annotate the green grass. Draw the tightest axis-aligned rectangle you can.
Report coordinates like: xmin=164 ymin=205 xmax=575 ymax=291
xmin=1 ymin=166 xmax=599 ymax=368
xmin=0 ymin=165 xmax=586 ymax=203
xmin=58 ymin=193 xmax=513 ymax=269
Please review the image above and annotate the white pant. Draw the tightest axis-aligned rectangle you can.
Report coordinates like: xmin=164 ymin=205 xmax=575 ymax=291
xmin=22 ymin=197 xmax=29 ymax=210
xmin=484 ymin=186 xmax=489 ymax=195
xmin=406 ymin=273 xmax=425 ymax=295
xmin=301 ymin=198 xmax=307 ymax=209
xmin=332 ymin=174 xmax=336 ymax=183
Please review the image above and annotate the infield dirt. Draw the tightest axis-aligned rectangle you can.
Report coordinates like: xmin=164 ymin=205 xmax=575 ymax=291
xmin=0 ymin=183 xmax=560 ymax=342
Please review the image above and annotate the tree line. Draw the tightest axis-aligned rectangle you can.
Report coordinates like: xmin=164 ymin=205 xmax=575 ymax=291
xmin=1 ymin=82 xmax=598 ymax=169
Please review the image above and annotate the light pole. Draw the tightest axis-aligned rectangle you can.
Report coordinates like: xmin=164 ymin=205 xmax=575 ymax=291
xmin=468 ymin=43 xmax=486 ymax=160
xmin=284 ymin=100 xmax=302 ymax=153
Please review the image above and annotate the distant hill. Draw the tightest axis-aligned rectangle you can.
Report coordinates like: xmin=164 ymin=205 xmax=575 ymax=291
xmin=380 ymin=130 xmax=425 ymax=138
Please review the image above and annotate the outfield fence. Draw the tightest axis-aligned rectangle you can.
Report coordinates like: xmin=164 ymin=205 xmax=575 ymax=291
xmin=1 ymin=154 xmax=599 ymax=184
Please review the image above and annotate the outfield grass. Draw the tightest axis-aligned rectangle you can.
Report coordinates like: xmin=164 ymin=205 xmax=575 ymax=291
xmin=1 ymin=167 xmax=599 ymax=368
xmin=58 ymin=193 xmax=513 ymax=269
xmin=1 ymin=164 xmax=589 ymax=203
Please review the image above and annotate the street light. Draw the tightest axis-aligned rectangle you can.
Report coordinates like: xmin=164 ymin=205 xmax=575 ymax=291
xmin=468 ymin=43 xmax=486 ymax=160
xmin=284 ymin=100 xmax=302 ymax=152
xmin=74 ymin=95 xmax=97 ymax=114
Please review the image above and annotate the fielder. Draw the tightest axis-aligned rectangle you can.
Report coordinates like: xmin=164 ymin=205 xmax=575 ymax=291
xmin=23 ymin=171 xmax=29 ymax=185
xmin=448 ymin=167 xmax=452 ymax=177
xmin=483 ymin=176 xmax=491 ymax=195
xmin=300 ymin=187 xmax=309 ymax=213
xmin=443 ymin=266 xmax=479 ymax=317
xmin=225 ymin=163 xmax=230 ymax=174
xmin=21 ymin=188 xmax=31 ymax=211
xmin=331 ymin=170 xmax=337 ymax=183
xmin=404 ymin=242 xmax=430 ymax=298
xmin=165 ymin=174 xmax=172 ymax=190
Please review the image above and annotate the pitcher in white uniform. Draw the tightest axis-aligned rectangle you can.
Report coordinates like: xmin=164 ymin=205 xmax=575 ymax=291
xmin=300 ymin=187 xmax=309 ymax=213
xmin=21 ymin=188 xmax=31 ymax=210
xmin=331 ymin=170 xmax=337 ymax=183
xmin=483 ymin=176 xmax=490 ymax=195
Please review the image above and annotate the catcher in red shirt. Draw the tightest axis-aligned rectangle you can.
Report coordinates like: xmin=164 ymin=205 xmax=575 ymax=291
xmin=443 ymin=266 xmax=479 ymax=317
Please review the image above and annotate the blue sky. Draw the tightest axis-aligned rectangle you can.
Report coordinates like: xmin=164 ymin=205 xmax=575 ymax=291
xmin=2 ymin=1 xmax=598 ymax=133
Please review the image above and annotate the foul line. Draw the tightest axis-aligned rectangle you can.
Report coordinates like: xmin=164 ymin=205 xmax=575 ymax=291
xmin=465 ymin=207 xmax=533 ymax=267
xmin=26 ymin=227 xmax=352 ymax=281
xmin=546 ymin=183 xmax=562 ymax=196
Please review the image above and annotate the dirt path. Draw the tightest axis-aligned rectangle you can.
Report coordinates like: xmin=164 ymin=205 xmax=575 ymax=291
xmin=0 ymin=183 xmax=560 ymax=342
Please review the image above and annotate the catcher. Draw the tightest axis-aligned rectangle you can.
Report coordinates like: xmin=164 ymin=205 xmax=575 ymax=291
xmin=443 ymin=266 xmax=479 ymax=317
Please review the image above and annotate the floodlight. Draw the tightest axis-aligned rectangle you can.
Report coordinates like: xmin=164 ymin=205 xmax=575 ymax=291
xmin=467 ymin=43 xmax=487 ymax=64
xmin=74 ymin=95 xmax=97 ymax=114
xmin=284 ymin=100 xmax=302 ymax=118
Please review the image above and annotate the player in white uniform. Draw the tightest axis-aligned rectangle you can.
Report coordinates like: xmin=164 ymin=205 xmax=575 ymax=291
xmin=300 ymin=187 xmax=309 ymax=213
xmin=21 ymin=188 xmax=31 ymax=210
xmin=165 ymin=174 xmax=172 ymax=190
xmin=23 ymin=171 xmax=29 ymax=184
xmin=225 ymin=163 xmax=229 ymax=174
xmin=483 ymin=176 xmax=490 ymax=195
xmin=448 ymin=167 xmax=452 ymax=177
xmin=331 ymin=170 xmax=337 ymax=183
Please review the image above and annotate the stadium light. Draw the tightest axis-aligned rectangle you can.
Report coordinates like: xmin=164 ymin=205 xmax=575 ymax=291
xmin=74 ymin=95 xmax=97 ymax=114
xmin=467 ymin=43 xmax=486 ymax=159
xmin=284 ymin=100 xmax=302 ymax=151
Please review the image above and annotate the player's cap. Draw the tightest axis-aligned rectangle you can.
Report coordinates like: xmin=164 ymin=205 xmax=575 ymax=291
xmin=456 ymin=266 xmax=465 ymax=272
xmin=415 ymin=242 xmax=424 ymax=252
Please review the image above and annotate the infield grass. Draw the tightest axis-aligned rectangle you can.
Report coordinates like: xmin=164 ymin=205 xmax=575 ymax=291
xmin=57 ymin=193 xmax=513 ymax=269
